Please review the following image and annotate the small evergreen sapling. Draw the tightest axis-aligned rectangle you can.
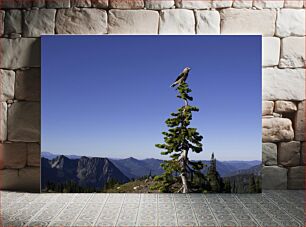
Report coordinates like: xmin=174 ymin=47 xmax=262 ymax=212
xmin=153 ymin=80 xmax=205 ymax=193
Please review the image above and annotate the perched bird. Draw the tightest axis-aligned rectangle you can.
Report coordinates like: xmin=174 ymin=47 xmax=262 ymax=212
xmin=170 ymin=67 xmax=191 ymax=87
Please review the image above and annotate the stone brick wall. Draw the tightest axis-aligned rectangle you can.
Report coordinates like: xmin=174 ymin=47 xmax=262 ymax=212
xmin=0 ymin=0 xmax=304 ymax=192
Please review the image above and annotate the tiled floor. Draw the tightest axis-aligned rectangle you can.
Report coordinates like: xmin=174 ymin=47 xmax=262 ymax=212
xmin=1 ymin=190 xmax=304 ymax=226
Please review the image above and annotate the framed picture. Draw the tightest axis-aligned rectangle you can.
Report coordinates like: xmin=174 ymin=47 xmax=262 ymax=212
xmin=41 ymin=35 xmax=261 ymax=193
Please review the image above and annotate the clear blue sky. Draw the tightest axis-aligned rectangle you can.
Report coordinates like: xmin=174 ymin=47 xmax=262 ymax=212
xmin=42 ymin=35 xmax=261 ymax=161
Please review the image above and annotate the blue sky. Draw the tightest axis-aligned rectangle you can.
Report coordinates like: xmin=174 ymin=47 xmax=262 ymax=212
xmin=42 ymin=35 xmax=261 ymax=161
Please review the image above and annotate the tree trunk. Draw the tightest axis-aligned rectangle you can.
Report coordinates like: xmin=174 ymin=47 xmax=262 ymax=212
xmin=180 ymin=149 xmax=189 ymax=193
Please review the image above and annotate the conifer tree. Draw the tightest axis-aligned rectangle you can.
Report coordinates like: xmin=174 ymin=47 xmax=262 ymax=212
xmin=153 ymin=80 xmax=204 ymax=193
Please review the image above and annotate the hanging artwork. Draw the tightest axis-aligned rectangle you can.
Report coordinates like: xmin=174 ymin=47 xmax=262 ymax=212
xmin=41 ymin=35 xmax=262 ymax=193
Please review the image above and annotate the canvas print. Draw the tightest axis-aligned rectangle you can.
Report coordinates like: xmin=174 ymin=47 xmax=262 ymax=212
xmin=41 ymin=35 xmax=262 ymax=193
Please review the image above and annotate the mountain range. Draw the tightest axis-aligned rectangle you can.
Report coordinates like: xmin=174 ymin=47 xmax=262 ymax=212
xmin=41 ymin=155 xmax=129 ymax=190
xmin=42 ymin=152 xmax=261 ymax=190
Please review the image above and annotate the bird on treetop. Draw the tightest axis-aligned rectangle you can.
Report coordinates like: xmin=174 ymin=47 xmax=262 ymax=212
xmin=170 ymin=67 xmax=191 ymax=88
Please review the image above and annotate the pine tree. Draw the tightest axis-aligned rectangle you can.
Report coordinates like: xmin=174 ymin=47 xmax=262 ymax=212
xmin=153 ymin=80 xmax=204 ymax=193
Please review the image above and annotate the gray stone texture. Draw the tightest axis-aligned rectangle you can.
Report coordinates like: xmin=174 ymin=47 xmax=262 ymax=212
xmin=262 ymin=68 xmax=305 ymax=101
xmin=4 ymin=9 xmax=22 ymax=35
xmin=175 ymin=0 xmax=211 ymax=9
xmin=262 ymin=143 xmax=277 ymax=166
xmin=91 ymin=0 xmax=108 ymax=8
xmin=46 ymin=0 xmax=70 ymax=8
xmin=0 ymin=10 xmax=4 ymax=35
xmin=32 ymin=0 xmax=46 ymax=8
xmin=262 ymin=101 xmax=274 ymax=115
xmin=159 ymin=9 xmax=195 ymax=34
xmin=0 ymin=38 xmax=40 ymax=69
xmin=253 ymin=0 xmax=284 ymax=9
xmin=27 ymin=143 xmax=40 ymax=167
xmin=278 ymin=141 xmax=301 ymax=167
xmin=23 ymin=9 xmax=56 ymax=37
xmin=145 ymin=0 xmax=175 ymax=9
xmin=288 ymin=166 xmax=304 ymax=189
xmin=212 ymin=0 xmax=232 ymax=8
xmin=262 ymin=166 xmax=288 ymax=189
xmin=220 ymin=9 xmax=276 ymax=36
xmin=274 ymin=100 xmax=297 ymax=113
xmin=232 ymin=0 xmax=252 ymax=8
xmin=262 ymin=118 xmax=294 ymax=142
xmin=56 ymin=8 xmax=107 ymax=34
xmin=108 ymin=10 xmax=159 ymax=34
xmin=284 ymin=0 xmax=304 ymax=8
xmin=0 ymin=167 xmax=40 ymax=192
xmin=8 ymin=102 xmax=40 ymax=142
xmin=0 ymin=102 xmax=7 ymax=142
xmin=294 ymin=101 xmax=305 ymax=141
xmin=109 ymin=0 xmax=144 ymax=9
xmin=262 ymin=37 xmax=280 ymax=66
xmin=15 ymin=68 xmax=41 ymax=101
xmin=280 ymin=37 xmax=305 ymax=68
xmin=301 ymin=142 xmax=305 ymax=165
xmin=71 ymin=0 xmax=92 ymax=7
xmin=0 ymin=142 xmax=27 ymax=169
xmin=0 ymin=69 xmax=15 ymax=102
xmin=195 ymin=10 xmax=220 ymax=34
xmin=276 ymin=9 xmax=305 ymax=37
xmin=0 ymin=0 xmax=32 ymax=9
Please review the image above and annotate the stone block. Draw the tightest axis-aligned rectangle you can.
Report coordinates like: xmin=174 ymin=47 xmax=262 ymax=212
xmin=0 ymin=69 xmax=15 ymax=102
xmin=0 ymin=10 xmax=4 ymax=35
xmin=32 ymin=0 xmax=46 ymax=8
xmin=46 ymin=0 xmax=70 ymax=8
xmin=275 ymin=101 xmax=297 ymax=113
xmin=288 ymin=166 xmax=304 ymax=189
xmin=4 ymin=9 xmax=22 ymax=35
xmin=253 ymin=0 xmax=284 ymax=8
xmin=220 ymin=9 xmax=276 ymax=36
xmin=56 ymin=8 xmax=107 ymax=34
xmin=262 ymin=101 xmax=274 ymax=115
xmin=0 ymin=102 xmax=7 ymax=142
xmin=0 ymin=38 xmax=40 ymax=69
xmin=8 ymin=102 xmax=40 ymax=142
xmin=91 ymin=0 xmax=108 ymax=8
xmin=211 ymin=0 xmax=232 ymax=8
xmin=294 ymin=101 xmax=305 ymax=141
xmin=262 ymin=37 xmax=280 ymax=66
xmin=15 ymin=68 xmax=41 ymax=101
xmin=262 ymin=166 xmax=287 ymax=189
xmin=279 ymin=141 xmax=301 ymax=166
xmin=0 ymin=0 xmax=32 ymax=9
xmin=262 ymin=118 xmax=294 ymax=142
xmin=109 ymin=0 xmax=144 ymax=8
xmin=71 ymin=0 xmax=91 ymax=7
xmin=284 ymin=0 xmax=304 ymax=8
xmin=280 ymin=37 xmax=305 ymax=68
xmin=262 ymin=143 xmax=277 ymax=165
xmin=23 ymin=9 xmax=56 ymax=37
xmin=175 ymin=0 xmax=212 ymax=9
xmin=262 ymin=68 xmax=305 ymax=101
xmin=0 ymin=142 xmax=27 ymax=169
xmin=195 ymin=10 xmax=220 ymax=34
xmin=27 ymin=143 xmax=40 ymax=167
xmin=301 ymin=142 xmax=305 ymax=165
xmin=0 ymin=167 xmax=40 ymax=192
xmin=276 ymin=9 xmax=305 ymax=37
xmin=108 ymin=10 xmax=159 ymax=34
xmin=159 ymin=9 xmax=195 ymax=34
xmin=232 ymin=0 xmax=252 ymax=8
xmin=145 ymin=0 xmax=175 ymax=9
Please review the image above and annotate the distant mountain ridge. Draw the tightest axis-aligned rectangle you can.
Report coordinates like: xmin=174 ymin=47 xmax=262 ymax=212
xmin=42 ymin=152 xmax=260 ymax=179
xmin=41 ymin=155 xmax=129 ymax=190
